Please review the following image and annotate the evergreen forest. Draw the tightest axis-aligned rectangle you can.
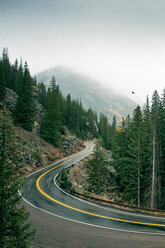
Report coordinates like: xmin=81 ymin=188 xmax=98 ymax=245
xmin=0 ymin=48 xmax=165 ymax=210
xmin=110 ymin=93 xmax=165 ymax=209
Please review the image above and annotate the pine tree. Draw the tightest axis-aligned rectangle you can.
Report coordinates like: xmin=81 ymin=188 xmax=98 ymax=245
xmin=0 ymin=61 xmax=6 ymax=101
xmin=141 ymin=96 xmax=152 ymax=207
xmin=162 ymin=88 xmax=165 ymax=107
xmin=125 ymin=114 xmax=132 ymax=129
xmin=0 ymin=110 xmax=35 ymax=247
xmin=157 ymin=90 xmax=165 ymax=208
xmin=151 ymin=90 xmax=160 ymax=208
xmin=86 ymin=108 xmax=98 ymax=138
xmin=33 ymin=76 xmax=37 ymax=86
xmin=37 ymin=81 xmax=46 ymax=106
xmin=110 ymin=115 xmax=117 ymax=148
xmin=40 ymin=76 xmax=62 ymax=147
xmin=99 ymin=113 xmax=110 ymax=149
xmin=112 ymin=117 xmax=129 ymax=193
xmin=14 ymin=62 xmax=35 ymax=131
xmin=17 ymin=58 xmax=24 ymax=94
xmin=10 ymin=59 xmax=20 ymax=93
xmin=65 ymin=94 xmax=73 ymax=130
xmin=123 ymin=106 xmax=143 ymax=206
xmin=87 ymin=140 xmax=109 ymax=194
xmin=2 ymin=48 xmax=12 ymax=89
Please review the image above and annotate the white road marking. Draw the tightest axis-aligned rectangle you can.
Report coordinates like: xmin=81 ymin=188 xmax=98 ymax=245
xmin=22 ymin=142 xmax=165 ymax=235
xmin=22 ymin=196 xmax=165 ymax=236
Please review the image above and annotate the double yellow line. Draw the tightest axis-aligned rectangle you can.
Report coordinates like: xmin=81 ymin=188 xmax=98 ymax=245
xmin=36 ymin=145 xmax=165 ymax=227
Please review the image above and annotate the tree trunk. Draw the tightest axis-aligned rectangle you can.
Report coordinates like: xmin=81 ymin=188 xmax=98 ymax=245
xmin=151 ymin=125 xmax=156 ymax=209
xmin=137 ymin=135 xmax=140 ymax=207
xmin=97 ymin=162 xmax=101 ymax=194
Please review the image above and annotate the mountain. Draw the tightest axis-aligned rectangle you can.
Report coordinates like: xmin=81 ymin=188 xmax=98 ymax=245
xmin=36 ymin=66 xmax=137 ymax=122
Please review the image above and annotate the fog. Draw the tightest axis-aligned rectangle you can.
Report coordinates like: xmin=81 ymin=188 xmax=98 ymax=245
xmin=1 ymin=0 xmax=165 ymax=103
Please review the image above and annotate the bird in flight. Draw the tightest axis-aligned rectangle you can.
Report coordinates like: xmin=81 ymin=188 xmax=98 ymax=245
xmin=132 ymin=91 xmax=135 ymax=94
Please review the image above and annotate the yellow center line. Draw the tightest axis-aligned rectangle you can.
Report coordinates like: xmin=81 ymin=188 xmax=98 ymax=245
xmin=36 ymin=144 xmax=165 ymax=227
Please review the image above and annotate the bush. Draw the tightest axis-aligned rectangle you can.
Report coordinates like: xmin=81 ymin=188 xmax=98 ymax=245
xmin=32 ymin=151 xmax=42 ymax=165
xmin=60 ymin=169 xmax=72 ymax=189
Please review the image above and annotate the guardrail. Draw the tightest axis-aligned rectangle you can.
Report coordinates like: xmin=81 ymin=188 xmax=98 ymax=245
xmin=64 ymin=188 xmax=165 ymax=215
xmin=56 ymin=168 xmax=165 ymax=215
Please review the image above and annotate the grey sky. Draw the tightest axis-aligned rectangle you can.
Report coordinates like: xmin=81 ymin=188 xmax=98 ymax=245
xmin=1 ymin=0 xmax=165 ymax=103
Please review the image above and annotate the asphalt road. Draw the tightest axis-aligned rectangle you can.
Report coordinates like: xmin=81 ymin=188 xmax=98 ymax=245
xmin=22 ymin=142 xmax=165 ymax=247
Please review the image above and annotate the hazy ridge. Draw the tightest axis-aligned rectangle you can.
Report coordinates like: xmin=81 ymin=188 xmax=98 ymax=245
xmin=36 ymin=66 xmax=137 ymax=122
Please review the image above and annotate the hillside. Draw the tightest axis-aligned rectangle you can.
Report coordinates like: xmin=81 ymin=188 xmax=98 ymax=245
xmin=36 ymin=66 xmax=137 ymax=122
xmin=2 ymin=88 xmax=84 ymax=175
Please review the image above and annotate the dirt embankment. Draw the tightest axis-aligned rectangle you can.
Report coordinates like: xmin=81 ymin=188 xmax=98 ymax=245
xmin=3 ymin=87 xmax=85 ymax=176
xmin=19 ymin=127 xmax=85 ymax=176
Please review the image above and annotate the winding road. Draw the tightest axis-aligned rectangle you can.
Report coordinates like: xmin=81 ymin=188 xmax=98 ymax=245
xmin=22 ymin=142 xmax=165 ymax=248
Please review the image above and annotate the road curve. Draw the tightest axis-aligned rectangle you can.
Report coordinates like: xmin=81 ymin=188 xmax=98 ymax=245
xmin=22 ymin=142 xmax=165 ymax=247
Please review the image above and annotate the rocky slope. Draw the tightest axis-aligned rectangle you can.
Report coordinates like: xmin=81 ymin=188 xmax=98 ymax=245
xmin=2 ymin=88 xmax=84 ymax=175
xmin=18 ymin=127 xmax=84 ymax=175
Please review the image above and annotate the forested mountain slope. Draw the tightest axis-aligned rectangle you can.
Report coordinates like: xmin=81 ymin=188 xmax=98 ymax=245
xmin=1 ymin=48 xmax=165 ymax=210
xmin=36 ymin=66 xmax=137 ymax=122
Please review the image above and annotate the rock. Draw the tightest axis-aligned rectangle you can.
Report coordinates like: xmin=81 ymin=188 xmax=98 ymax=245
xmin=2 ymin=88 xmax=84 ymax=176
xmin=33 ymin=100 xmax=43 ymax=135
xmin=5 ymin=88 xmax=18 ymax=113
xmin=32 ymin=86 xmax=40 ymax=98
xmin=61 ymin=128 xmax=83 ymax=155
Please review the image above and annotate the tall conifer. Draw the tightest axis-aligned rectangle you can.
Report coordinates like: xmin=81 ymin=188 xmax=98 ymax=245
xmin=14 ymin=62 xmax=35 ymax=131
xmin=40 ymin=76 xmax=61 ymax=146
xmin=117 ymin=106 xmax=143 ymax=206
xmin=0 ymin=61 xmax=6 ymax=101
xmin=99 ymin=113 xmax=110 ymax=149
xmin=141 ymin=96 xmax=152 ymax=207
xmin=0 ymin=110 xmax=35 ymax=247
xmin=151 ymin=90 xmax=160 ymax=208
xmin=2 ymin=48 xmax=11 ymax=89
xmin=87 ymin=140 xmax=109 ymax=194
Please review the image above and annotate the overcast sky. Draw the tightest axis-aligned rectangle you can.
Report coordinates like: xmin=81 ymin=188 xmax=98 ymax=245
xmin=1 ymin=0 xmax=165 ymax=103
